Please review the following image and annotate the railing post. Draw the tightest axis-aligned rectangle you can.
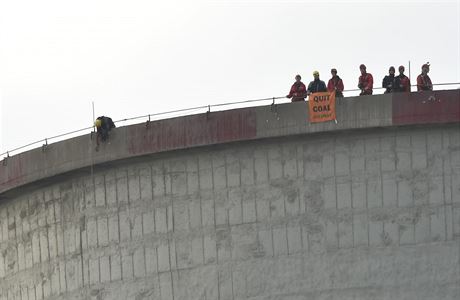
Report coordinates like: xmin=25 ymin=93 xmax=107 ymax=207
xmin=146 ymin=114 xmax=151 ymax=128
xmin=2 ymin=152 xmax=9 ymax=166
xmin=42 ymin=139 xmax=48 ymax=152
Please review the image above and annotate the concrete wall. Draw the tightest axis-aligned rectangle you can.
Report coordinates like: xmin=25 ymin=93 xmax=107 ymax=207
xmin=0 ymin=91 xmax=459 ymax=299
xmin=2 ymin=90 xmax=459 ymax=196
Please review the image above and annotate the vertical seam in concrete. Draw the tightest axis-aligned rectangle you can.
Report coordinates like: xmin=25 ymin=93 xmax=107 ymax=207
xmin=155 ymin=241 xmax=159 ymax=275
xmin=267 ymin=148 xmax=273 ymax=221
xmin=380 ymin=136 xmax=385 ymax=243
xmin=225 ymin=153 xmax=230 ymax=227
xmin=300 ymin=214 xmax=305 ymax=253
xmin=448 ymin=130 xmax=455 ymax=243
xmin=393 ymin=133 xmax=402 ymax=247
xmin=217 ymin=268 xmax=221 ymax=300
xmin=333 ymin=137 xmax=339 ymax=249
xmin=364 ymin=138 xmax=370 ymax=247
xmin=45 ymin=193 xmax=51 ymax=264
xmin=252 ymin=147 xmax=256 ymax=187
xmin=285 ymin=224 xmax=290 ymax=255
xmin=281 ymin=144 xmax=285 ymax=179
xmin=296 ymin=144 xmax=300 ymax=179
xmin=52 ymin=196 xmax=59 ymax=270
xmin=266 ymin=147 xmax=270 ymax=185
xmin=126 ymin=170 xmax=131 ymax=240
xmin=142 ymin=246 xmax=147 ymax=279
xmin=379 ymin=136 xmax=384 ymax=208
xmin=186 ymin=164 xmax=193 ymax=234
xmin=79 ymin=183 xmax=86 ymax=291
xmin=229 ymin=265 xmax=234 ymax=300
xmin=196 ymin=155 xmax=206 ymax=267
xmin=115 ymin=172 xmax=122 ymax=273
xmin=97 ymin=256 xmax=101 ymax=284
xmin=238 ymin=151 xmax=242 ymax=187
xmin=108 ymin=255 xmax=113 ymax=283
xmin=239 ymin=155 xmax=244 ymax=225
xmin=350 ymin=141 xmax=355 ymax=247
xmin=168 ymin=161 xmax=177 ymax=300
xmin=137 ymin=168 xmax=141 ymax=205
xmin=59 ymin=188 xmax=67 ymax=293
xmin=103 ymin=174 xmax=107 ymax=207
xmin=45 ymin=205 xmax=51 ymax=263
xmin=211 ymin=156 xmax=216 ymax=229
xmin=35 ymin=206 xmax=42 ymax=269
xmin=169 ymin=258 xmax=175 ymax=300
xmin=409 ymin=134 xmax=415 ymax=243
xmin=270 ymin=225 xmax=275 ymax=258
xmin=149 ymin=164 xmax=156 ymax=238
xmin=425 ymin=130 xmax=432 ymax=241
xmin=441 ymin=131 xmax=448 ymax=242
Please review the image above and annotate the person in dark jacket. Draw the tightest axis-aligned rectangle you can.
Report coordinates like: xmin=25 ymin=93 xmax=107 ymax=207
xmin=382 ymin=66 xmax=397 ymax=93
xmin=95 ymin=116 xmax=116 ymax=147
xmin=327 ymin=68 xmax=344 ymax=97
xmin=358 ymin=64 xmax=373 ymax=95
xmin=286 ymin=74 xmax=308 ymax=102
xmin=417 ymin=63 xmax=433 ymax=91
xmin=307 ymin=71 xmax=327 ymax=94
xmin=395 ymin=65 xmax=411 ymax=92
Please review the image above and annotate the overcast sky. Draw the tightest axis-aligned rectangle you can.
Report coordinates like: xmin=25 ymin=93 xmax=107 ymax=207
xmin=1 ymin=0 xmax=459 ymax=156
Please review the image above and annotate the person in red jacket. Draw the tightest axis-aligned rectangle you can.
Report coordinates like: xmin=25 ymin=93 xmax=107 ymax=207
xmin=395 ymin=65 xmax=411 ymax=92
xmin=417 ymin=63 xmax=433 ymax=91
xmin=358 ymin=64 xmax=373 ymax=95
xmin=327 ymin=68 xmax=344 ymax=97
xmin=286 ymin=74 xmax=307 ymax=102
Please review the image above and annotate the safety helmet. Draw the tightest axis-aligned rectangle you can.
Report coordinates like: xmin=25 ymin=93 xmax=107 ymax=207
xmin=422 ymin=63 xmax=430 ymax=69
xmin=313 ymin=71 xmax=319 ymax=76
xmin=359 ymin=64 xmax=366 ymax=70
xmin=399 ymin=65 xmax=405 ymax=71
xmin=295 ymin=74 xmax=301 ymax=79
xmin=331 ymin=68 xmax=337 ymax=73
xmin=94 ymin=119 xmax=102 ymax=128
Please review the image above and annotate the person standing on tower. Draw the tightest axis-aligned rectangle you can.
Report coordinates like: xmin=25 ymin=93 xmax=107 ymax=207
xmin=395 ymin=65 xmax=411 ymax=92
xmin=417 ymin=63 xmax=433 ymax=91
xmin=327 ymin=68 xmax=344 ymax=97
xmin=358 ymin=64 xmax=373 ymax=95
xmin=307 ymin=71 xmax=327 ymax=94
xmin=382 ymin=66 xmax=397 ymax=93
xmin=286 ymin=74 xmax=308 ymax=102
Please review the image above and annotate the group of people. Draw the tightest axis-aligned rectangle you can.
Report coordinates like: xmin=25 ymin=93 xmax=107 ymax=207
xmin=94 ymin=64 xmax=434 ymax=147
xmin=287 ymin=63 xmax=433 ymax=101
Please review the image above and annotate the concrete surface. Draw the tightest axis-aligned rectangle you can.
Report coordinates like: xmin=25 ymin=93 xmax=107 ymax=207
xmin=0 ymin=90 xmax=459 ymax=299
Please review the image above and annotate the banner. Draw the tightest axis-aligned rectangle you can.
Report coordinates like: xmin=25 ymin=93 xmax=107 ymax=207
xmin=308 ymin=91 xmax=336 ymax=123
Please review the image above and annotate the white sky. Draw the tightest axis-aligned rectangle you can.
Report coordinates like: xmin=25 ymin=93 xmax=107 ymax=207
xmin=1 ymin=0 xmax=459 ymax=155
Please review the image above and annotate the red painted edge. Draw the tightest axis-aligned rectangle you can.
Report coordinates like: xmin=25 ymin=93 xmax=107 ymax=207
xmin=127 ymin=109 xmax=257 ymax=156
xmin=392 ymin=90 xmax=460 ymax=125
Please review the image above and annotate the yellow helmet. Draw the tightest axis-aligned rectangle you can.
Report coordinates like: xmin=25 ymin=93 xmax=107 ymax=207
xmin=313 ymin=71 xmax=319 ymax=76
xmin=94 ymin=119 xmax=102 ymax=128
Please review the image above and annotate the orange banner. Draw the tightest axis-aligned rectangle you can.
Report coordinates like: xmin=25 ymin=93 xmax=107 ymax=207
xmin=308 ymin=91 xmax=336 ymax=123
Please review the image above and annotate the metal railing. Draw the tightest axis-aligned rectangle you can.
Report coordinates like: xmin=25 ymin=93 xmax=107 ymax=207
xmin=1 ymin=82 xmax=459 ymax=159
